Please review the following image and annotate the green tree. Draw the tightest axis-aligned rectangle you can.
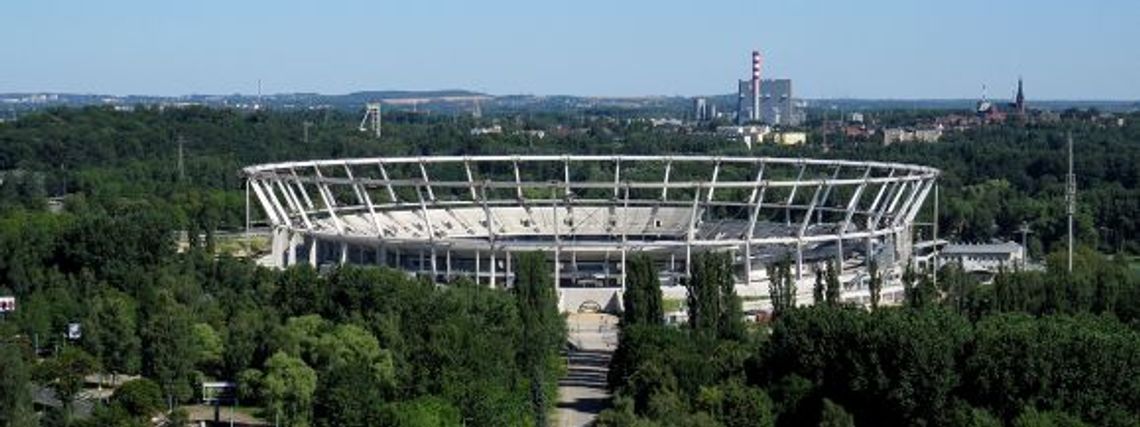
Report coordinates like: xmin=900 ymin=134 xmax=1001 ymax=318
xmin=623 ymin=254 xmax=663 ymax=327
xmin=514 ymin=251 xmax=561 ymax=427
xmin=191 ymin=323 xmax=224 ymax=375
xmin=949 ymin=406 xmax=1002 ymax=427
xmin=714 ymin=254 xmax=745 ymax=341
xmin=813 ymin=266 xmax=825 ymax=305
xmin=716 ymin=382 xmax=775 ymax=427
xmin=35 ymin=347 xmax=100 ymax=420
xmin=767 ymin=257 xmax=796 ymax=316
xmin=140 ymin=291 xmax=195 ymax=405
xmin=688 ymin=253 xmax=722 ymax=336
xmin=0 ymin=344 xmax=37 ymax=427
xmin=313 ymin=324 xmax=395 ymax=390
xmin=381 ymin=396 xmax=462 ymax=427
xmin=111 ymin=378 xmax=164 ymax=418
xmin=224 ymin=301 xmax=271 ymax=377
xmin=686 ymin=252 xmax=743 ymax=339
xmin=81 ymin=290 xmax=141 ymax=382
xmin=818 ymin=398 xmax=855 ymax=427
xmin=868 ymin=259 xmax=882 ymax=310
xmin=312 ymin=360 xmax=387 ymax=427
xmin=1012 ymin=407 xmax=1091 ymax=427
xmin=263 ymin=351 xmax=318 ymax=427
xmin=825 ymin=261 xmax=841 ymax=306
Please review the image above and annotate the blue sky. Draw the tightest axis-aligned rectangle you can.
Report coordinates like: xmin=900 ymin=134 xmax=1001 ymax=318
xmin=3 ymin=0 xmax=1138 ymax=99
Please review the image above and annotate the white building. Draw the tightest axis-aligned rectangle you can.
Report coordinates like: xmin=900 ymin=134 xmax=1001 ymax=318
xmin=769 ymin=131 xmax=807 ymax=146
xmin=716 ymin=125 xmax=771 ymax=148
xmin=469 ymin=125 xmax=503 ymax=136
xmin=938 ymin=242 xmax=1025 ymax=273
xmin=882 ymin=126 xmax=943 ymax=145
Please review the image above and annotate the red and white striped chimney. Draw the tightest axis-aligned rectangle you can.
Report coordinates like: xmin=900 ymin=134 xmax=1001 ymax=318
xmin=751 ymin=50 xmax=762 ymax=121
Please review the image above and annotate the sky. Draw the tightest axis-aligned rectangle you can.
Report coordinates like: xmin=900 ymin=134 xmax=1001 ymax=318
xmin=2 ymin=0 xmax=1138 ymax=99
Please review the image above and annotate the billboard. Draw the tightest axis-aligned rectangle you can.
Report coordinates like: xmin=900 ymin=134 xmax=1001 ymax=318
xmin=67 ymin=322 xmax=81 ymax=340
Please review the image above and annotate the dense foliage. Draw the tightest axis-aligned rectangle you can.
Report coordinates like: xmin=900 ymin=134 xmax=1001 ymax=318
xmin=0 ymin=107 xmax=1136 ymax=254
xmin=600 ymin=250 xmax=1140 ymax=427
xmin=0 ymin=202 xmax=564 ymax=426
xmin=0 ymin=106 xmax=1137 ymax=426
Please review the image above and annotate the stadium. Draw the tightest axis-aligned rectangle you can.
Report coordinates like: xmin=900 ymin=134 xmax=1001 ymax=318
xmin=243 ymin=155 xmax=939 ymax=313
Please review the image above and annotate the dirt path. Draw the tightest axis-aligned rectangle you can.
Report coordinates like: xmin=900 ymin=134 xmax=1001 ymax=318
xmin=557 ymin=313 xmax=618 ymax=427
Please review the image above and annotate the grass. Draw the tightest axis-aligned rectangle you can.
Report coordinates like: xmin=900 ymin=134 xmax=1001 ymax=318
xmin=214 ymin=234 xmax=270 ymax=257
xmin=662 ymin=298 xmax=685 ymax=312
xmin=180 ymin=403 xmax=268 ymax=425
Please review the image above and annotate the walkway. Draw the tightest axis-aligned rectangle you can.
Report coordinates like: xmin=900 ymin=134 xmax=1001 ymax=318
xmin=557 ymin=313 xmax=618 ymax=427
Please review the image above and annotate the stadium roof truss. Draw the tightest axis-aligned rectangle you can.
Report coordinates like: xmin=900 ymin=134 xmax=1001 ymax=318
xmin=244 ymin=155 xmax=939 ymax=287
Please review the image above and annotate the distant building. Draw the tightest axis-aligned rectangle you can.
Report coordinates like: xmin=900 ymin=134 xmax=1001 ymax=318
xmin=938 ymin=242 xmax=1025 ymax=274
xmin=849 ymin=112 xmax=864 ymax=123
xmin=844 ymin=124 xmax=871 ymax=139
xmin=769 ymin=131 xmax=807 ymax=146
xmin=717 ymin=125 xmax=770 ymax=148
xmin=882 ymin=126 xmax=943 ymax=145
xmin=1012 ymin=77 xmax=1026 ymax=117
xmin=693 ymin=98 xmax=708 ymax=121
xmin=691 ymin=98 xmax=718 ymax=122
xmin=516 ymin=129 xmax=546 ymax=139
xmin=737 ymin=79 xmax=803 ymax=126
xmin=469 ymin=125 xmax=503 ymax=136
xmin=975 ymin=78 xmax=1028 ymax=124
xmin=648 ymin=118 xmax=683 ymax=127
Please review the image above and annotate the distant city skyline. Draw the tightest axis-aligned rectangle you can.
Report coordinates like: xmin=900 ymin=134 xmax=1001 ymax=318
xmin=3 ymin=0 xmax=1139 ymax=100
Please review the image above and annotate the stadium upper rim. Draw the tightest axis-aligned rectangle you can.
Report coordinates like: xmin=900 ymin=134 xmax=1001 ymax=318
xmin=242 ymin=155 xmax=939 ymax=251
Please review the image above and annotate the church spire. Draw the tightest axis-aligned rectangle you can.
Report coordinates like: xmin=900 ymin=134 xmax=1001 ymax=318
xmin=1015 ymin=77 xmax=1026 ymax=115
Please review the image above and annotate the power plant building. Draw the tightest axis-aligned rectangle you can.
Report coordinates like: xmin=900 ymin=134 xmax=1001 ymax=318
xmin=734 ymin=51 xmax=802 ymax=126
xmin=692 ymin=97 xmax=717 ymax=122
xmin=738 ymin=78 xmax=802 ymax=126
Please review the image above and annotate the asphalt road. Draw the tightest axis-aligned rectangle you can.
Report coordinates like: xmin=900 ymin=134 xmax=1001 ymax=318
xmin=558 ymin=313 xmax=618 ymax=427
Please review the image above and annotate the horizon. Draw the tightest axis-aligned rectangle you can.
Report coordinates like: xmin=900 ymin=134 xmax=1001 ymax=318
xmin=4 ymin=0 xmax=1139 ymax=100
xmin=3 ymin=88 xmax=1137 ymax=103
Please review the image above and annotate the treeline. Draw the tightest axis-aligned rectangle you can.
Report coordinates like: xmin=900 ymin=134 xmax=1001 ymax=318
xmin=0 ymin=107 xmax=1136 ymax=253
xmin=600 ymin=251 xmax=1140 ymax=427
xmin=822 ymin=119 xmax=1140 ymax=254
xmin=0 ymin=203 xmax=564 ymax=426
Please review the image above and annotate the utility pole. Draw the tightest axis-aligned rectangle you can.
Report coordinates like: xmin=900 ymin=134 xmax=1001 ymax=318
xmin=1066 ymin=131 xmax=1075 ymax=273
xmin=822 ymin=107 xmax=828 ymax=148
xmin=1018 ymin=221 xmax=1031 ymax=269
xmin=177 ymin=135 xmax=185 ymax=182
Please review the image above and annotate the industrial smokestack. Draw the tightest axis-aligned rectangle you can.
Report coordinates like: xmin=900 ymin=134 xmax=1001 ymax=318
xmin=751 ymin=50 xmax=761 ymax=122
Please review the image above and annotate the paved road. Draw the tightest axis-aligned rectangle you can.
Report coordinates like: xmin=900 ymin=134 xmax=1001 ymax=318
xmin=558 ymin=313 xmax=619 ymax=427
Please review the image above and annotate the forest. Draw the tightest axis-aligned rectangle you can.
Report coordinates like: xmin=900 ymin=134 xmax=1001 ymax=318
xmin=601 ymin=251 xmax=1140 ymax=427
xmin=0 ymin=201 xmax=564 ymax=426
xmin=0 ymin=106 xmax=1135 ymax=253
xmin=0 ymin=106 xmax=1138 ymax=426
